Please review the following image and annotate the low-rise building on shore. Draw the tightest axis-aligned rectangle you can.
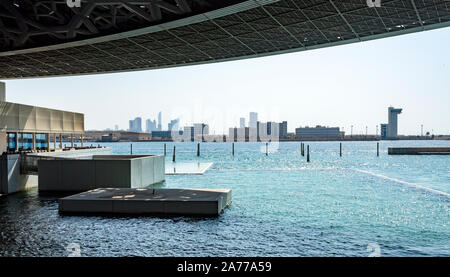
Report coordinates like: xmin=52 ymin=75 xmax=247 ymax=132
xmin=295 ymin=126 xmax=344 ymax=140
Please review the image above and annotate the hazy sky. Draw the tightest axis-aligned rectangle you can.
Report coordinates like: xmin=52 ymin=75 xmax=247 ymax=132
xmin=3 ymin=27 xmax=450 ymax=135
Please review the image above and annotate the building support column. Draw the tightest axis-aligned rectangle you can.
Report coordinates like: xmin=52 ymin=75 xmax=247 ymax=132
xmin=14 ymin=132 xmax=18 ymax=152
xmin=81 ymin=133 xmax=84 ymax=148
xmin=59 ymin=134 xmax=62 ymax=149
xmin=71 ymin=134 xmax=74 ymax=148
xmin=19 ymin=132 xmax=23 ymax=151
xmin=46 ymin=133 xmax=50 ymax=152
xmin=53 ymin=133 xmax=57 ymax=151
xmin=32 ymin=133 xmax=36 ymax=152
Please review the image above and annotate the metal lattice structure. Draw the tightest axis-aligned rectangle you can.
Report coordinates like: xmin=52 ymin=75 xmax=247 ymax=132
xmin=0 ymin=0 xmax=449 ymax=79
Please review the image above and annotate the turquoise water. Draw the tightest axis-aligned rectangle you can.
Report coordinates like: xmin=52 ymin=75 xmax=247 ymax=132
xmin=0 ymin=141 xmax=449 ymax=256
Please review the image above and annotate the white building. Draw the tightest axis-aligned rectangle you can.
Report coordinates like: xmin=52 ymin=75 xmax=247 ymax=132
xmin=387 ymin=107 xmax=402 ymax=138
xmin=0 ymin=82 xmax=100 ymax=195
xmin=249 ymin=112 xmax=258 ymax=128
xmin=380 ymin=107 xmax=402 ymax=139
xmin=193 ymin=123 xmax=209 ymax=141
xmin=240 ymin=117 xmax=246 ymax=128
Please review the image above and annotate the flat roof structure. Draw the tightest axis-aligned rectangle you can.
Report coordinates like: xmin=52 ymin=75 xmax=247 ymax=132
xmin=0 ymin=0 xmax=449 ymax=78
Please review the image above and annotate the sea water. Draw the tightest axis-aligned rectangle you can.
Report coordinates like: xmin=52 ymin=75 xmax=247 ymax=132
xmin=0 ymin=141 xmax=448 ymax=256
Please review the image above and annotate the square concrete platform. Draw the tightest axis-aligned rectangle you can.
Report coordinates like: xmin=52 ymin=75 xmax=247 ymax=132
xmin=58 ymin=188 xmax=231 ymax=217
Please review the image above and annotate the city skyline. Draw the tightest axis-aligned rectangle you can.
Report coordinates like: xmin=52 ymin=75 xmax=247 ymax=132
xmin=102 ymin=107 xmax=418 ymax=139
xmin=3 ymin=27 xmax=450 ymax=135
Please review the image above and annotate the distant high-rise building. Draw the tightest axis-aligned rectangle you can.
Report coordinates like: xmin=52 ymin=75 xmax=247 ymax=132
xmin=168 ymin=118 xmax=180 ymax=131
xmin=249 ymin=112 xmax=258 ymax=128
xmin=135 ymin=117 xmax=142 ymax=132
xmin=240 ymin=117 xmax=246 ymax=128
xmin=380 ymin=107 xmax=402 ymax=140
xmin=128 ymin=117 xmax=142 ymax=132
xmin=380 ymin=124 xmax=388 ymax=140
xmin=256 ymin=121 xmax=281 ymax=141
xmin=183 ymin=126 xmax=194 ymax=142
xmin=114 ymin=124 xmax=119 ymax=131
xmin=146 ymin=119 xmax=157 ymax=133
xmin=229 ymin=127 xmax=237 ymax=142
xmin=228 ymin=127 xmax=258 ymax=142
xmin=157 ymin=111 xmax=162 ymax=131
xmin=193 ymin=123 xmax=209 ymax=141
xmin=279 ymin=121 xmax=288 ymax=138
xmin=387 ymin=107 xmax=402 ymax=138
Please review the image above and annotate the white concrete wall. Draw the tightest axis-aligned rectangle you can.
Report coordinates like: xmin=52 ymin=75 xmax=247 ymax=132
xmin=0 ymin=153 xmax=38 ymax=194
xmin=129 ymin=155 xmax=165 ymax=187
xmin=0 ymin=148 xmax=112 ymax=194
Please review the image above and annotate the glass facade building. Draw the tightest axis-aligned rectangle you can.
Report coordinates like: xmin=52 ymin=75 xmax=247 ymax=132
xmin=6 ymin=133 xmax=48 ymax=152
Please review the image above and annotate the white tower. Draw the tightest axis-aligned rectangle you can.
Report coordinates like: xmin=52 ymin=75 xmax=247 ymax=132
xmin=387 ymin=107 xmax=402 ymax=138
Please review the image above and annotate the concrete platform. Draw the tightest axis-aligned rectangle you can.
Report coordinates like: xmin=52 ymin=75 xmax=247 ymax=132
xmin=165 ymin=162 xmax=213 ymax=175
xmin=58 ymin=188 xmax=231 ymax=217
xmin=388 ymin=147 xmax=450 ymax=155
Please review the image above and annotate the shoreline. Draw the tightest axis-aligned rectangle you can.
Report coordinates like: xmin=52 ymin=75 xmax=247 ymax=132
xmin=83 ymin=138 xmax=447 ymax=143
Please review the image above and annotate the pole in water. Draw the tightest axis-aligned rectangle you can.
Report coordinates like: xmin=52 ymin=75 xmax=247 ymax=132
xmin=301 ymin=143 xmax=304 ymax=156
xmin=307 ymin=145 xmax=310 ymax=162
xmin=266 ymin=143 xmax=268 ymax=156
xmin=340 ymin=143 xmax=342 ymax=157
xmin=130 ymin=144 xmax=133 ymax=155
xmin=197 ymin=143 xmax=200 ymax=156
xmin=164 ymin=143 xmax=166 ymax=156
xmin=377 ymin=142 xmax=379 ymax=157
xmin=232 ymin=143 xmax=234 ymax=156
xmin=172 ymin=146 xmax=176 ymax=162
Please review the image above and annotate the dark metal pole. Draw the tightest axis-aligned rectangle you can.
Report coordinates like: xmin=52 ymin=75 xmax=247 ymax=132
xmin=197 ymin=143 xmax=200 ymax=156
xmin=232 ymin=143 xmax=234 ymax=156
xmin=172 ymin=146 xmax=176 ymax=162
xmin=266 ymin=143 xmax=268 ymax=156
xmin=340 ymin=143 xmax=342 ymax=157
xmin=164 ymin=143 xmax=166 ymax=156
xmin=130 ymin=143 xmax=132 ymax=155
xmin=307 ymin=145 xmax=310 ymax=163
xmin=377 ymin=142 xmax=379 ymax=157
